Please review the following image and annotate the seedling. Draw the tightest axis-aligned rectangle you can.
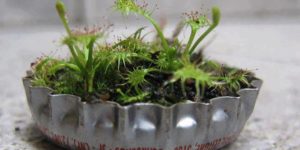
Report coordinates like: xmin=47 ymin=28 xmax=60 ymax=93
xmin=31 ymin=0 xmax=254 ymax=105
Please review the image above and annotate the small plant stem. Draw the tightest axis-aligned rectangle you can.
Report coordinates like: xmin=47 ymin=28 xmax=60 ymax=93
xmin=56 ymin=0 xmax=86 ymax=74
xmin=116 ymin=88 xmax=126 ymax=97
xmin=190 ymin=7 xmax=220 ymax=53
xmin=144 ymin=15 xmax=170 ymax=51
xmin=56 ymin=0 xmax=72 ymax=37
xmin=184 ymin=27 xmax=197 ymax=55
xmin=67 ymin=44 xmax=85 ymax=73
xmin=87 ymin=74 xmax=94 ymax=93
xmin=86 ymin=39 xmax=97 ymax=94
xmin=189 ymin=25 xmax=216 ymax=54
xmin=67 ymin=44 xmax=91 ymax=95
xmin=86 ymin=38 xmax=96 ymax=69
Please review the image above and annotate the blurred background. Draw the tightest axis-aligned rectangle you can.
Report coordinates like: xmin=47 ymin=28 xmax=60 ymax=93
xmin=1 ymin=0 xmax=300 ymax=26
xmin=0 ymin=0 xmax=300 ymax=150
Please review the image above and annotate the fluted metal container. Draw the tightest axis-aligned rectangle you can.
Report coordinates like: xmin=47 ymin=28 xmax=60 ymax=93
xmin=23 ymin=77 xmax=262 ymax=150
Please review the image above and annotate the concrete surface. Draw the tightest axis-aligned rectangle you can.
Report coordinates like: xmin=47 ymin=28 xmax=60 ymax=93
xmin=0 ymin=22 xmax=300 ymax=149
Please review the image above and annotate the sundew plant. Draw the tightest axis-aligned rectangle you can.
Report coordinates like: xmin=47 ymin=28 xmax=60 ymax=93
xmin=31 ymin=0 xmax=255 ymax=106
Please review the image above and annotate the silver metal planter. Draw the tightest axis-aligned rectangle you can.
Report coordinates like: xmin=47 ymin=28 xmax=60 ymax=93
xmin=23 ymin=77 xmax=262 ymax=150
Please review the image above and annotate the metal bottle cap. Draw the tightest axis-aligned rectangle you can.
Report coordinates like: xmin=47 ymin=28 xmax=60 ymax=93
xmin=23 ymin=77 xmax=262 ymax=150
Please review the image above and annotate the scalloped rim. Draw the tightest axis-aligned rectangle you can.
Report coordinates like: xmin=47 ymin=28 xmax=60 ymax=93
xmin=22 ymin=75 xmax=263 ymax=149
xmin=23 ymin=76 xmax=262 ymax=109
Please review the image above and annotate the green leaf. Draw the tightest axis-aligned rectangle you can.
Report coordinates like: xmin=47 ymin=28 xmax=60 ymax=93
xmin=108 ymin=51 xmax=139 ymax=70
xmin=126 ymin=68 xmax=155 ymax=87
xmin=185 ymin=15 xmax=210 ymax=31
xmin=49 ymin=62 xmax=81 ymax=75
xmin=172 ymin=64 xmax=211 ymax=84
xmin=133 ymin=27 xmax=146 ymax=39
xmin=86 ymin=37 xmax=97 ymax=70
xmin=116 ymin=88 xmax=149 ymax=104
xmin=114 ymin=0 xmax=150 ymax=16
xmin=172 ymin=63 xmax=214 ymax=100
xmin=212 ymin=7 xmax=221 ymax=26
xmin=114 ymin=0 xmax=170 ymax=52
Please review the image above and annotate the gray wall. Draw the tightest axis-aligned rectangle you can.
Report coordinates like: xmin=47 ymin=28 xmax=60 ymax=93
xmin=0 ymin=0 xmax=84 ymax=26
xmin=1 ymin=0 xmax=300 ymax=26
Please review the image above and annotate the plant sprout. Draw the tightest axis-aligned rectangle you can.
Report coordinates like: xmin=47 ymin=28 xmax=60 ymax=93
xmin=126 ymin=68 xmax=156 ymax=93
xmin=114 ymin=0 xmax=171 ymax=52
xmin=183 ymin=12 xmax=210 ymax=56
xmin=56 ymin=0 xmax=104 ymax=98
xmin=171 ymin=62 xmax=214 ymax=101
xmin=190 ymin=7 xmax=221 ymax=53
xmin=30 ymin=0 xmax=255 ymax=105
